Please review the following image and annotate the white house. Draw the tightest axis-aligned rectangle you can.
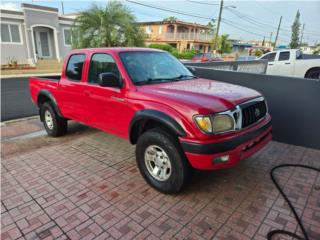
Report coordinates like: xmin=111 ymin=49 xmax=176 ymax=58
xmin=1 ymin=3 xmax=76 ymax=66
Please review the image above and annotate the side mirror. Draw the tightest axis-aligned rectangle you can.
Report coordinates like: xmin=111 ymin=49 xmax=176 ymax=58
xmin=186 ymin=66 xmax=196 ymax=74
xmin=98 ymin=72 xmax=122 ymax=88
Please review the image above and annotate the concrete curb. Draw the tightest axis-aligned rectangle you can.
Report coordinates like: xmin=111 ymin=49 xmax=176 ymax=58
xmin=1 ymin=115 xmax=38 ymax=126
xmin=1 ymin=73 xmax=60 ymax=79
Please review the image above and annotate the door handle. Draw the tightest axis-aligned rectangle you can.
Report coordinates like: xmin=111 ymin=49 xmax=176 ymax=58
xmin=285 ymin=62 xmax=291 ymax=65
xmin=268 ymin=63 xmax=274 ymax=66
xmin=84 ymin=91 xmax=91 ymax=96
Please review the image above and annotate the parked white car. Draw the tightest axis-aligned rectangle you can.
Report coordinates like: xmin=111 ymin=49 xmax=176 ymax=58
xmin=259 ymin=49 xmax=320 ymax=79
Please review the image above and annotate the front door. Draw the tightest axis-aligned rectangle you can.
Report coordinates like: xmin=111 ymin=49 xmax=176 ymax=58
xmin=83 ymin=53 xmax=129 ymax=137
xmin=35 ymin=30 xmax=51 ymax=59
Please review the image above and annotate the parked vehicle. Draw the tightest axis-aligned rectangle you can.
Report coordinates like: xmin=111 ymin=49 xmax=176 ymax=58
xmin=259 ymin=49 xmax=320 ymax=79
xmin=30 ymin=48 xmax=272 ymax=193
xmin=192 ymin=53 xmax=224 ymax=62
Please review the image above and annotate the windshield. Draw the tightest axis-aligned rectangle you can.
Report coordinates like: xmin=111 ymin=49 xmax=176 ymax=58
xmin=119 ymin=51 xmax=194 ymax=85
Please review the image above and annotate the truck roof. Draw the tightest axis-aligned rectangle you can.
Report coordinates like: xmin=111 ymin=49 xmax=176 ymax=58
xmin=69 ymin=47 xmax=165 ymax=54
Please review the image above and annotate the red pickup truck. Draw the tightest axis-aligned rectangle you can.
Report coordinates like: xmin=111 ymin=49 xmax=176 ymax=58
xmin=30 ymin=48 xmax=272 ymax=193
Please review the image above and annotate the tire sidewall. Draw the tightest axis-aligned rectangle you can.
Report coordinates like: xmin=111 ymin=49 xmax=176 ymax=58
xmin=136 ymin=130 xmax=188 ymax=193
xmin=41 ymin=103 xmax=59 ymax=136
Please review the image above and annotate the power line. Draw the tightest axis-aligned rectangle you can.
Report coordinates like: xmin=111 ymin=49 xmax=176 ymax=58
xmin=186 ymin=0 xmax=219 ymax=6
xmin=126 ymin=0 xmax=213 ymax=20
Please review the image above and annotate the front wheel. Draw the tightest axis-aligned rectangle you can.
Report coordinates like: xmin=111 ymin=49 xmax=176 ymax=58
xmin=136 ymin=129 xmax=192 ymax=193
xmin=40 ymin=102 xmax=67 ymax=137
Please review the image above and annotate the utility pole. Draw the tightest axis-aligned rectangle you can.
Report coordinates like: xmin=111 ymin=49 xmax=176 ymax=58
xmin=300 ymin=23 xmax=305 ymax=47
xmin=61 ymin=1 xmax=65 ymax=15
xmin=274 ymin=16 xmax=282 ymax=48
xmin=269 ymin=32 xmax=273 ymax=44
xmin=262 ymin=36 xmax=265 ymax=46
xmin=213 ymin=0 xmax=224 ymax=52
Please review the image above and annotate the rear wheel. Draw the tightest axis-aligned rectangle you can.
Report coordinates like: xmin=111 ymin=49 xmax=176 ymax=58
xmin=40 ymin=102 xmax=67 ymax=137
xmin=305 ymin=68 xmax=320 ymax=79
xmin=136 ymin=129 xmax=192 ymax=193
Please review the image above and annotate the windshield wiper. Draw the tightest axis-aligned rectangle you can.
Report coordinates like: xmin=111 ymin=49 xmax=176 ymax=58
xmin=174 ymin=74 xmax=198 ymax=80
xmin=135 ymin=75 xmax=197 ymax=85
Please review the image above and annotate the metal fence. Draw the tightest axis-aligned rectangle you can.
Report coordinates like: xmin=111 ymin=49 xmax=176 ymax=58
xmin=185 ymin=59 xmax=268 ymax=74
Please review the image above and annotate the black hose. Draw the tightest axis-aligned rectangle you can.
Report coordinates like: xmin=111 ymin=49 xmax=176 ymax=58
xmin=267 ymin=164 xmax=320 ymax=240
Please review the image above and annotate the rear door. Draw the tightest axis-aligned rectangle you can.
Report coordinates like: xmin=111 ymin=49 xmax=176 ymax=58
xmin=58 ymin=53 xmax=87 ymax=122
xmin=274 ymin=51 xmax=294 ymax=76
xmin=82 ymin=52 xmax=129 ymax=136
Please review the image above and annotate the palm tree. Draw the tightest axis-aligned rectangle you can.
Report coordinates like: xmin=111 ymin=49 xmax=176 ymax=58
xmin=71 ymin=1 xmax=145 ymax=48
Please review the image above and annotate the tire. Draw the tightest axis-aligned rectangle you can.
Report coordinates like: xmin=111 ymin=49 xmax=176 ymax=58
xmin=305 ymin=68 xmax=320 ymax=79
xmin=40 ymin=102 xmax=67 ymax=137
xmin=136 ymin=128 xmax=192 ymax=193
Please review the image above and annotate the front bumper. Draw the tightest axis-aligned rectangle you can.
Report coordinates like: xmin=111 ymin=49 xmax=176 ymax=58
xmin=180 ymin=120 xmax=272 ymax=170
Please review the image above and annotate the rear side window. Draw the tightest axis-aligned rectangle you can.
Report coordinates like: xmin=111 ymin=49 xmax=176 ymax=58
xmin=261 ymin=52 xmax=276 ymax=62
xmin=66 ymin=54 xmax=85 ymax=81
xmin=279 ymin=51 xmax=290 ymax=61
xmin=88 ymin=53 xmax=120 ymax=84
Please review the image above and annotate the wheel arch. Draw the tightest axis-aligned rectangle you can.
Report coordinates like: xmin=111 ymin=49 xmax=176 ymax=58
xmin=37 ymin=90 xmax=63 ymax=120
xmin=304 ymin=67 xmax=320 ymax=78
xmin=129 ymin=109 xmax=187 ymax=144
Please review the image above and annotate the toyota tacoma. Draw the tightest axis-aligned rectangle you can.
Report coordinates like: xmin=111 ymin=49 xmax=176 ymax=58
xmin=30 ymin=48 xmax=272 ymax=193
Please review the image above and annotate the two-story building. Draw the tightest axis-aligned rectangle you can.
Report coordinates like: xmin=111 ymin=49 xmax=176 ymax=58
xmin=140 ymin=20 xmax=214 ymax=53
xmin=1 ymin=3 xmax=75 ymax=66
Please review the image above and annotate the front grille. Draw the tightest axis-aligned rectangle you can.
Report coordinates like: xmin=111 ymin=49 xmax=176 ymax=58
xmin=241 ymin=100 xmax=267 ymax=128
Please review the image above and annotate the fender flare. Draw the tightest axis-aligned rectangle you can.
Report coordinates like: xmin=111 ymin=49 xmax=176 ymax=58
xmin=129 ymin=109 xmax=186 ymax=144
xmin=37 ymin=90 xmax=63 ymax=119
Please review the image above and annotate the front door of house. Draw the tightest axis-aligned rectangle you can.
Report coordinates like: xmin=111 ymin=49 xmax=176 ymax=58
xmin=35 ymin=30 xmax=51 ymax=59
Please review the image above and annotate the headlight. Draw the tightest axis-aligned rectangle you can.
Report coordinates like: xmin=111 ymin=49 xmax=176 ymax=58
xmin=194 ymin=116 xmax=212 ymax=133
xmin=194 ymin=114 xmax=235 ymax=134
xmin=212 ymin=114 xmax=234 ymax=133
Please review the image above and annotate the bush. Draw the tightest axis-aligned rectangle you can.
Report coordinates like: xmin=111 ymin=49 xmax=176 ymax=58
xmin=148 ymin=44 xmax=198 ymax=59
xmin=148 ymin=43 xmax=175 ymax=52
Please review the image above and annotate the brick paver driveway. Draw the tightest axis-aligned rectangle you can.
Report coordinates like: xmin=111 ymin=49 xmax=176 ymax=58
xmin=1 ymin=118 xmax=320 ymax=240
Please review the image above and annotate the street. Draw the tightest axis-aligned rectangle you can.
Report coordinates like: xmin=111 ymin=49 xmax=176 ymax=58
xmin=1 ymin=77 xmax=38 ymax=121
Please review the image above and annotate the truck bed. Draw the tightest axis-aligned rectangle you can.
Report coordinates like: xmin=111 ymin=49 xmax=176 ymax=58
xmin=29 ymin=76 xmax=60 ymax=105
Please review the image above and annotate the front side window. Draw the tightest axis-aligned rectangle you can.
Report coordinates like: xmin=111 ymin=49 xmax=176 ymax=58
xmin=119 ymin=51 xmax=194 ymax=84
xmin=261 ymin=52 xmax=276 ymax=62
xmin=88 ymin=53 xmax=120 ymax=84
xmin=1 ymin=23 xmax=21 ymax=43
xmin=63 ymin=29 xmax=72 ymax=46
xmin=279 ymin=51 xmax=290 ymax=61
xmin=65 ymin=54 xmax=85 ymax=81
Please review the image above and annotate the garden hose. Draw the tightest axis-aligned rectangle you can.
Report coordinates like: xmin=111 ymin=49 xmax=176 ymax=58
xmin=267 ymin=164 xmax=320 ymax=240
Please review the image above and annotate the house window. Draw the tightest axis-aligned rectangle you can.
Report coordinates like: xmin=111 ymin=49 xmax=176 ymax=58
xmin=63 ymin=28 xmax=72 ymax=46
xmin=145 ymin=26 xmax=152 ymax=34
xmin=1 ymin=23 xmax=21 ymax=43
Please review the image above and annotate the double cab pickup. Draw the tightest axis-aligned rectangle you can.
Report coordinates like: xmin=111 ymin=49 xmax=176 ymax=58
xmin=30 ymin=48 xmax=272 ymax=193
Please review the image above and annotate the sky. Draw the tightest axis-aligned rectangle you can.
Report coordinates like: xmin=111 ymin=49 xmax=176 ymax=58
xmin=1 ymin=0 xmax=320 ymax=45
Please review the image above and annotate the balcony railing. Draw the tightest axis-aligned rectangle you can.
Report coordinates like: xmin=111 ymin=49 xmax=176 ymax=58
xmin=163 ymin=32 xmax=214 ymax=42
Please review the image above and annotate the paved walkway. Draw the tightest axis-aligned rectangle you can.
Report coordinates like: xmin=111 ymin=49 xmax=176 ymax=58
xmin=1 ymin=118 xmax=320 ymax=240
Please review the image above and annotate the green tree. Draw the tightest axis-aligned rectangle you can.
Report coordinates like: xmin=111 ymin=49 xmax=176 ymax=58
xmin=163 ymin=16 xmax=177 ymax=22
xmin=207 ymin=20 xmax=216 ymax=35
xmin=217 ymin=34 xmax=232 ymax=54
xmin=71 ymin=1 xmax=145 ymax=48
xmin=290 ymin=10 xmax=301 ymax=49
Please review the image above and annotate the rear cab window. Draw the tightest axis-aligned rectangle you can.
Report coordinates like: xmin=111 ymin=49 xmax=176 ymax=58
xmin=65 ymin=54 xmax=85 ymax=81
xmin=278 ymin=51 xmax=290 ymax=61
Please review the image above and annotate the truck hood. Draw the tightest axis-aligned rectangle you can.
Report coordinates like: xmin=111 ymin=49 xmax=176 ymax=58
xmin=133 ymin=78 xmax=262 ymax=114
